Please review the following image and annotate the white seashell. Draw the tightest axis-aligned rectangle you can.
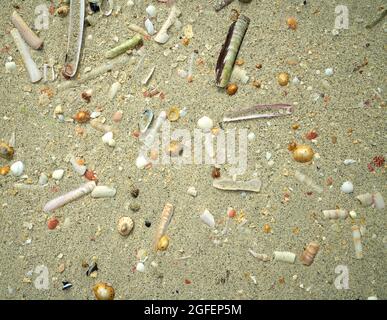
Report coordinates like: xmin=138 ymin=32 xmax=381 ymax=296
xmin=90 ymin=111 xmax=101 ymax=119
xmin=325 ymin=68 xmax=334 ymax=76
xmin=108 ymin=82 xmax=121 ymax=100
xmin=136 ymin=155 xmax=149 ymax=169
xmin=200 ymin=209 xmax=215 ymax=228
xmin=373 ymin=192 xmax=385 ymax=209
xmin=146 ymin=5 xmax=156 ymax=18
xmin=136 ymin=262 xmax=145 ymax=272
xmin=349 ymin=210 xmax=357 ymax=219
xmin=197 ymin=116 xmax=213 ymax=131
xmin=52 ymin=169 xmax=65 ymax=180
xmin=230 ymin=65 xmax=249 ymax=84
xmin=91 ymin=186 xmax=117 ymax=198
xmin=340 ymin=181 xmax=354 ymax=193
xmin=108 ymin=138 xmax=116 ymax=147
xmin=5 ymin=61 xmax=17 ymax=73
xmin=323 ymin=209 xmax=348 ymax=220
xmin=343 ymin=159 xmax=356 ymax=165
xmin=273 ymin=251 xmax=296 ymax=264
xmin=356 ymin=193 xmax=373 ymax=207
xmin=155 ymin=32 xmax=169 ymax=44
xmin=144 ymin=19 xmax=155 ymax=36
xmin=127 ymin=0 xmax=134 ymax=7
xmin=187 ymin=186 xmax=197 ymax=197
xmin=102 ymin=131 xmax=114 ymax=145
xmin=70 ymin=157 xmax=87 ymax=176
xmin=247 ymin=132 xmax=255 ymax=141
xmin=292 ymin=76 xmax=300 ymax=85
xmin=38 ymin=173 xmax=48 ymax=186
xmin=10 ymin=161 xmax=24 ymax=176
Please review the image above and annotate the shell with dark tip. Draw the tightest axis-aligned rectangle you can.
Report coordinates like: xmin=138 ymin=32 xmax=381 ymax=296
xmin=0 ymin=142 xmax=14 ymax=160
xmin=139 ymin=109 xmax=154 ymax=134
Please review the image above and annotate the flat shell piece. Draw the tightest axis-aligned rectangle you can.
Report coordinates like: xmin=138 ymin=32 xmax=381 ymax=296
xmin=139 ymin=109 xmax=154 ymax=133
xmin=213 ymin=178 xmax=261 ymax=192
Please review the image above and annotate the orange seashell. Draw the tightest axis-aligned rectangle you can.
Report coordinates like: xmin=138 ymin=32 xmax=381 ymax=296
xmin=211 ymin=167 xmax=221 ymax=179
xmin=73 ymin=111 xmax=90 ymax=123
xmin=292 ymin=144 xmax=314 ymax=163
xmin=277 ymin=72 xmax=290 ymax=86
xmin=287 ymin=141 xmax=297 ymax=151
xmin=47 ymin=217 xmax=59 ymax=230
xmin=0 ymin=165 xmax=10 ymax=175
xmin=305 ymin=130 xmax=318 ymax=140
xmin=300 ymin=241 xmax=320 ymax=266
xmin=287 ymin=17 xmax=298 ymax=30
xmin=84 ymin=169 xmax=98 ymax=181
xmin=93 ymin=282 xmax=115 ymax=300
xmin=226 ymin=83 xmax=238 ymax=95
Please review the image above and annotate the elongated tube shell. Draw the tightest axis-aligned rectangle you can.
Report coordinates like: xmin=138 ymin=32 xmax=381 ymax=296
xmin=248 ymin=249 xmax=270 ymax=262
xmin=294 ymin=171 xmax=323 ymax=193
xmin=154 ymin=5 xmax=181 ymax=44
xmin=300 ymin=242 xmax=320 ymax=266
xmin=322 ymin=209 xmax=348 ymax=220
xmin=351 ymin=225 xmax=363 ymax=259
xmin=11 ymin=11 xmax=43 ymax=50
xmin=43 ymin=181 xmax=96 ymax=212
xmin=105 ymin=34 xmax=143 ymax=59
xmin=10 ymin=29 xmax=42 ymax=83
xmin=274 ymin=251 xmax=296 ymax=264
xmin=154 ymin=203 xmax=174 ymax=251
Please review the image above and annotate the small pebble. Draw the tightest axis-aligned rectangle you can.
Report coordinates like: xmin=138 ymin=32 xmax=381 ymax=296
xmin=38 ymin=173 xmax=48 ymax=185
xmin=10 ymin=161 xmax=24 ymax=176
xmin=52 ymin=169 xmax=65 ymax=180
xmin=136 ymin=262 xmax=145 ymax=272
xmin=47 ymin=217 xmax=59 ymax=230
xmin=340 ymin=181 xmax=354 ymax=194
xmin=146 ymin=5 xmax=156 ymax=17
xmin=247 ymin=132 xmax=255 ymax=141
xmin=5 ymin=61 xmax=17 ymax=73
xmin=325 ymin=68 xmax=334 ymax=76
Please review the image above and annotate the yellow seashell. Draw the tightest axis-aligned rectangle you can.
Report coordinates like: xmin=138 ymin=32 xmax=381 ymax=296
xmin=292 ymin=144 xmax=314 ymax=163
xmin=167 ymin=106 xmax=180 ymax=122
xmin=0 ymin=165 xmax=10 ymax=176
xmin=93 ymin=282 xmax=115 ymax=300
xmin=166 ymin=140 xmax=183 ymax=157
xmin=277 ymin=72 xmax=290 ymax=86
xmin=157 ymin=235 xmax=170 ymax=251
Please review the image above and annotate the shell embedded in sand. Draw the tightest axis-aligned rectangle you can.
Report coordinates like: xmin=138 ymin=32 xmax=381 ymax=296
xmin=117 ymin=217 xmax=134 ymax=236
xmin=292 ymin=144 xmax=314 ymax=163
xmin=93 ymin=282 xmax=115 ymax=300
xmin=157 ymin=235 xmax=170 ymax=251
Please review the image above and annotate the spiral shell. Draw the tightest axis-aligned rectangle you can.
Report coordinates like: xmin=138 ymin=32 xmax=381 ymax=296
xmin=93 ymin=282 xmax=115 ymax=300
xmin=300 ymin=241 xmax=320 ymax=266
xmin=0 ymin=142 xmax=14 ymax=160
xmin=167 ymin=106 xmax=180 ymax=122
xmin=117 ymin=217 xmax=134 ymax=236
xmin=292 ymin=144 xmax=314 ymax=163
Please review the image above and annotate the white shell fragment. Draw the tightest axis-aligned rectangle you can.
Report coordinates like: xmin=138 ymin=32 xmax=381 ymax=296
xmin=52 ymin=169 xmax=65 ymax=180
xmin=145 ymin=5 xmax=156 ymax=18
xmin=38 ymin=173 xmax=48 ymax=186
xmin=141 ymin=66 xmax=155 ymax=85
xmin=144 ymin=19 xmax=155 ymax=35
xmin=230 ymin=65 xmax=249 ymax=84
xmin=351 ymin=225 xmax=363 ymax=259
xmin=340 ymin=181 xmax=354 ymax=194
xmin=248 ymin=249 xmax=271 ymax=262
xmin=349 ymin=210 xmax=357 ymax=219
xmin=197 ymin=116 xmax=213 ymax=131
xmin=247 ymin=132 xmax=255 ymax=141
xmin=200 ymin=209 xmax=215 ymax=228
xmin=91 ymin=186 xmax=117 ymax=198
xmin=274 ymin=251 xmax=296 ymax=264
xmin=373 ymin=192 xmax=385 ymax=210
xmin=325 ymin=68 xmax=334 ymax=76
xmin=356 ymin=193 xmax=373 ymax=207
xmin=187 ymin=186 xmax=197 ymax=197
xmin=213 ymin=178 xmax=261 ymax=193
xmin=294 ymin=171 xmax=323 ymax=193
xmin=136 ymin=155 xmax=149 ymax=169
xmin=323 ymin=209 xmax=348 ymax=220
xmin=108 ymin=82 xmax=121 ymax=100
xmin=10 ymin=161 xmax=24 ymax=176
xmin=5 ymin=61 xmax=17 ymax=73
xmin=136 ymin=262 xmax=145 ymax=272
xmin=102 ymin=131 xmax=115 ymax=147
xmin=343 ymin=159 xmax=356 ymax=165
xmin=70 ymin=157 xmax=87 ymax=176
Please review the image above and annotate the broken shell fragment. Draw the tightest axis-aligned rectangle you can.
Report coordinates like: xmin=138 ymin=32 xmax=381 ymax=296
xmin=187 ymin=186 xmax=197 ymax=197
xmin=52 ymin=169 xmax=65 ymax=180
xmin=157 ymin=235 xmax=170 ymax=251
xmin=139 ymin=110 xmax=154 ymax=134
xmin=70 ymin=157 xmax=87 ymax=176
xmin=292 ymin=144 xmax=314 ymax=163
xmin=373 ymin=192 xmax=385 ymax=209
xmin=11 ymin=11 xmax=44 ymax=50
xmin=0 ymin=142 xmax=14 ymax=160
xmin=91 ymin=186 xmax=117 ymax=198
xmin=167 ymin=106 xmax=180 ymax=122
xmin=340 ymin=181 xmax=354 ymax=194
xmin=200 ymin=209 xmax=215 ymax=228
xmin=93 ymin=282 xmax=115 ymax=300
xmin=274 ymin=251 xmax=296 ymax=264
xmin=117 ymin=217 xmax=134 ymax=236
xmin=300 ymin=242 xmax=319 ymax=266
xmin=322 ymin=209 xmax=348 ymax=220
xmin=146 ymin=5 xmax=157 ymax=18
xmin=213 ymin=178 xmax=261 ymax=193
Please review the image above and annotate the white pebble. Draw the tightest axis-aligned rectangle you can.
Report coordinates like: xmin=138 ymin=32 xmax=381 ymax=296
xmin=5 ymin=61 xmax=17 ymax=73
xmin=136 ymin=262 xmax=145 ymax=273
xmin=343 ymin=159 xmax=356 ymax=165
xmin=325 ymin=68 xmax=334 ymax=76
xmin=38 ymin=173 xmax=48 ymax=185
xmin=10 ymin=161 xmax=24 ymax=176
xmin=102 ymin=131 xmax=114 ymax=145
xmin=136 ymin=155 xmax=149 ymax=169
xmin=187 ymin=186 xmax=197 ymax=197
xmin=292 ymin=76 xmax=300 ymax=85
xmin=340 ymin=181 xmax=354 ymax=194
xmin=200 ymin=209 xmax=215 ymax=228
xmin=52 ymin=169 xmax=65 ymax=180
xmin=247 ymin=132 xmax=255 ymax=141
xmin=145 ymin=5 xmax=156 ymax=18
xmin=349 ymin=210 xmax=357 ymax=219
xmin=265 ymin=152 xmax=272 ymax=161
xmin=144 ymin=19 xmax=155 ymax=35
xmin=91 ymin=186 xmax=117 ymax=198
xmin=197 ymin=116 xmax=213 ymax=131
xmin=90 ymin=111 xmax=101 ymax=119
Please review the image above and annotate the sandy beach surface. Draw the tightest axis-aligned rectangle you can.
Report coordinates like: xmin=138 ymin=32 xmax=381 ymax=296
xmin=0 ymin=0 xmax=386 ymax=300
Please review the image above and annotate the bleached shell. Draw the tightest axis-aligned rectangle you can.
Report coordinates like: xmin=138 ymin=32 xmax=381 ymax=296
xmin=343 ymin=159 xmax=356 ymax=165
xmin=154 ymin=32 xmax=169 ymax=44
xmin=136 ymin=262 xmax=145 ymax=272
xmin=325 ymin=68 xmax=334 ymax=76
xmin=197 ymin=116 xmax=213 ymax=131
xmin=70 ymin=157 xmax=87 ymax=176
xmin=117 ymin=216 xmax=134 ymax=236
xmin=38 ymin=173 xmax=48 ymax=185
xmin=10 ymin=161 xmax=24 ymax=176
xmin=52 ymin=169 xmax=65 ymax=180
xmin=139 ymin=110 xmax=154 ymax=134
xmin=373 ymin=192 xmax=385 ymax=209
xmin=5 ymin=61 xmax=17 ymax=73
xmin=91 ymin=186 xmax=117 ymax=198
xmin=323 ymin=209 xmax=348 ymax=219
xmin=102 ymin=131 xmax=114 ymax=144
xmin=340 ymin=181 xmax=353 ymax=193
xmin=273 ymin=251 xmax=296 ymax=263
xmin=146 ymin=5 xmax=156 ymax=18
xmin=144 ymin=19 xmax=155 ymax=36
xmin=356 ymin=193 xmax=373 ymax=207
xmin=200 ymin=209 xmax=215 ymax=228
xmin=187 ymin=186 xmax=197 ymax=197
xmin=108 ymin=82 xmax=121 ymax=100
xmin=136 ymin=155 xmax=149 ymax=169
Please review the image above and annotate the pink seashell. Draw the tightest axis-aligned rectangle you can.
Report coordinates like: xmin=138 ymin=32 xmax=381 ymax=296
xmin=112 ymin=110 xmax=123 ymax=123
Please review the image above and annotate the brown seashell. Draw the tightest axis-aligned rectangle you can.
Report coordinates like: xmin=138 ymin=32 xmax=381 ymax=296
xmin=62 ymin=64 xmax=73 ymax=79
xmin=93 ymin=282 xmax=115 ymax=300
xmin=278 ymin=72 xmax=290 ymax=86
xmin=56 ymin=5 xmax=69 ymax=17
xmin=112 ymin=110 xmax=123 ymax=123
xmin=73 ymin=111 xmax=91 ymax=123
xmin=226 ymin=83 xmax=238 ymax=95
xmin=300 ymin=241 xmax=320 ymax=266
xmin=84 ymin=169 xmax=98 ymax=181
xmin=292 ymin=144 xmax=314 ymax=163
xmin=0 ymin=142 xmax=14 ymax=160
xmin=117 ymin=216 xmax=134 ymax=236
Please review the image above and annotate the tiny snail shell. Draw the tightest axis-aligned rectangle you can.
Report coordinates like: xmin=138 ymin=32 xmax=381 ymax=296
xmin=292 ymin=144 xmax=314 ymax=163
xmin=73 ymin=111 xmax=91 ymax=123
xmin=167 ymin=106 xmax=180 ymax=122
xmin=56 ymin=5 xmax=70 ymax=17
xmin=277 ymin=72 xmax=290 ymax=86
xmin=157 ymin=235 xmax=170 ymax=251
xmin=117 ymin=216 xmax=134 ymax=236
xmin=0 ymin=142 xmax=14 ymax=160
xmin=300 ymin=241 xmax=320 ymax=266
xmin=93 ymin=282 xmax=115 ymax=300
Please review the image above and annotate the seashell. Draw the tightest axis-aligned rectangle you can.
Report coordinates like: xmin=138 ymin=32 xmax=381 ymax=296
xmin=274 ymin=251 xmax=296 ymax=264
xmin=52 ymin=169 xmax=65 ymax=180
xmin=136 ymin=155 xmax=149 ymax=169
xmin=286 ymin=17 xmax=297 ymax=30
xmin=322 ymin=209 xmax=348 ymax=220
xmin=340 ymin=181 xmax=353 ymax=193
xmin=56 ymin=5 xmax=70 ymax=17
xmin=230 ymin=66 xmax=249 ymax=84
xmin=146 ymin=5 xmax=157 ymax=18
xmin=117 ymin=216 xmax=134 ymax=236
xmin=102 ymin=132 xmax=115 ymax=146
xmin=0 ymin=142 xmax=15 ymax=160
xmin=325 ymin=68 xmax=334 ymax=76
xmin=294 ymin=171 xmax=323 ymax=193
xmin=129 ymin=203 xmax=141 ymax=212
xmin=351 ymin=225 xmax=363 ymax=259
xmin=70 ymin=157 xmax=87 ymax=176
xmin=157 ymin=235 xmax=169 ymax=251
xmin=136 ymin=262 xmax=145 ymax=272
xmin=91 ymin=186 xmax=117 ymax=198
xmin=84 ymin=169 xmax=98 ymax=181
xmin=248 ymin=249 xmax=271 ymax=262
xmin=0 ymin=165 xmax=11 ymax=176
xmin=356 ymin=193 xmax=373 ymax=207
xmin=300 ymin=241 xmax=320 ymax=266
xmin=141 ymin=66 xmax=155 ymax=86
xmin=197 ymin=116 xmax=213 ymax=131
xmin=93 ymin=282 xmax=115 ymax=300
xmin=144 ymin=19 xmax=155 ymax=36
xmin=10 ymin=161 xmax=24 ymax=176
xmin=112 ymin=110 xmax=123 ymax=123
xmin=5 ymin=61 xmax=17 ymax=73
xmin=47 ymin=217 xmax=59 ymax=230
xmin=226 ymin=83 xmax=238 ymax=95
xmin=139 ymin=109 xmax=154 ymax=134
xmin=86 ymin=263 xmax=98 ymax=276
xmin=292 ymin=144 xmax=314 ymax=163
xmin=349 ymin=210 xmax=357 ymax=219
xmin=73 ymin=111 xmax=90 ymax=123
xmin=108 ymin=82 xmax=121 ymax=100
xmin=154 ymin=203 xmax=174 ymax=250
xmin=343 ymin=159 xmax=356 ymax=165
xmin=130 ymin=187 xmax=139 ymax=198
xmin=200 ymin=209 xmax=215 ymax=228
xmin=81 ymin=89 xmax=92 ymax=102
xmin=167 ymin=106 xmax=180 ymax=122
xmin=373 ymin=192 xmax=385 ymax=209
xmin=166 ymin=140 xmax=184 ymax=157
xmin=277 ymin=72 xmax=290 ymax=86
xmin=187 ymin=186 xmax=197 ymax=197
xmin=213 ymin=178 xmax=261 ymax=193
xmin=100 ymin=0 xmax=114 ymax=16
